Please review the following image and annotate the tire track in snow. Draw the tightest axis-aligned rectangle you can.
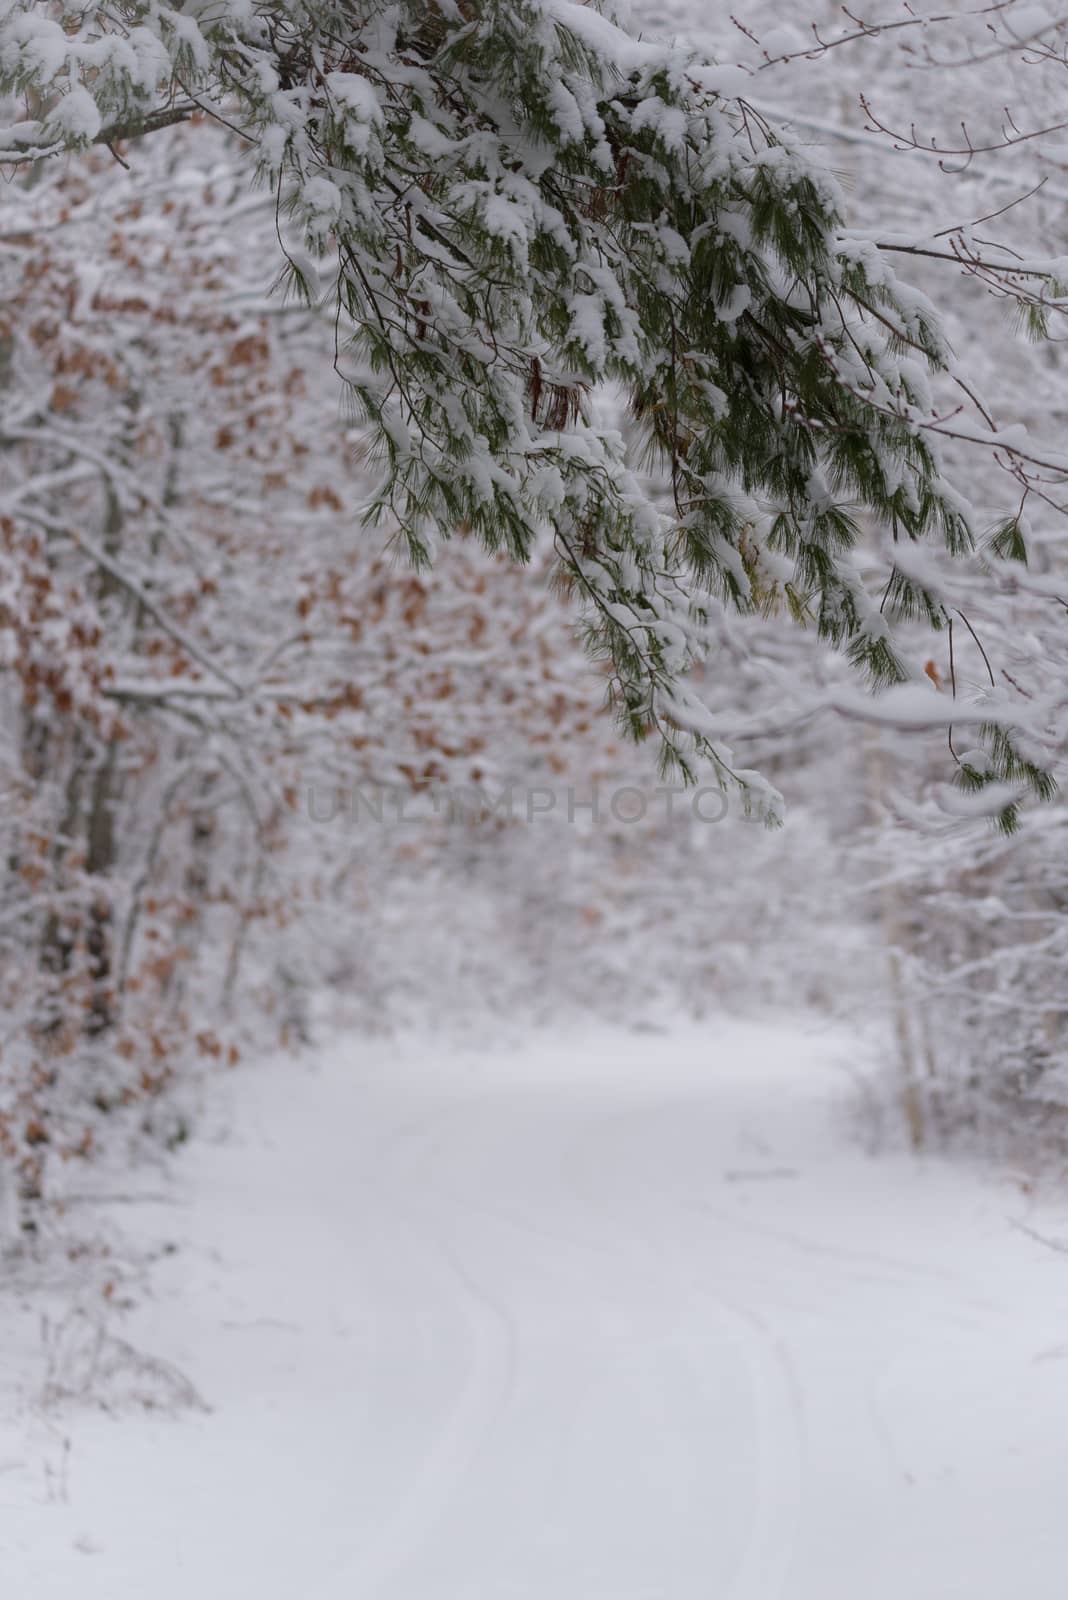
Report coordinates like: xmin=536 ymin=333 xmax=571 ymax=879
xmin=713 ymin=1300 xmax=805 ymax=1600
xmin=313 ymin=1107 xmax=519 ymax=1599
xmin=557 ymin=1093 xmax=807 ymax=1598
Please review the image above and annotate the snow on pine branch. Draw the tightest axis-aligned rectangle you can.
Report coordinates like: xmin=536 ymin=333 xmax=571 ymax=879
xmin=0 ymin=0 xmax=1053 ymax=818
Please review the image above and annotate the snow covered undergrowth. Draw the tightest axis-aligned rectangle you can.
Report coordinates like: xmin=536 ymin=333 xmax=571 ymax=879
xmin=5 ymin=1017 xmax=1068 ymax=1598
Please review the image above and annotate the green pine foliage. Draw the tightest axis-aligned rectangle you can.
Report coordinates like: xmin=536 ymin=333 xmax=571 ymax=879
xmin=0 ymin=0 xmax=1052 ymax=819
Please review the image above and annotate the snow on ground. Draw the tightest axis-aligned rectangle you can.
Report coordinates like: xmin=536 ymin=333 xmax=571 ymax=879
xmin=5 ymin=1017 xmax=1068 ymax=1598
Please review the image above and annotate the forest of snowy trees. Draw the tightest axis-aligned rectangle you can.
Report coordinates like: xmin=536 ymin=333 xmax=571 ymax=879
xmin=9 ymin=10 xmax=1068 ymax=1594
xmin=2 ymin=0 xmax=1068 ymax=1226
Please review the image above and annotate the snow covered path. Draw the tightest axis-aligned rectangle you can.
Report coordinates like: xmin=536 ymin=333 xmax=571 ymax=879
xmin=7 ymin=1018 xmax=1068 ymax=1597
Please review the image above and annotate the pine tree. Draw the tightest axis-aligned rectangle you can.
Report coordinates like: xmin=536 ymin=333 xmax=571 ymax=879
xmin=0 ymin=0 xmax=1052 ymax=823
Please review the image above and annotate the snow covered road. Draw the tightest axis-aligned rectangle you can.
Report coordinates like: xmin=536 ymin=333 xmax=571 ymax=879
xmin=7 ymin=1018 xmax=1068 ymax=1597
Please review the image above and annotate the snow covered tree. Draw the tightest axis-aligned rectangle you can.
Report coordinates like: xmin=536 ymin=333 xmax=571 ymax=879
xmin=0 ymin=0 xmax=1054 ymax=824
xmin=0 ymin=104 xmax=626 ymax=1191
xmin=670 ymin=0 xmax=1068 ymax=1148
xmin=8 ymin=0 xmax=1068 ymax=1194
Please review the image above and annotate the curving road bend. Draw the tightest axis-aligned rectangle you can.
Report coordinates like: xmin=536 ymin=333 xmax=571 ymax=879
xmin=8 ymin=1018 xmax=1068 ymax=1598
